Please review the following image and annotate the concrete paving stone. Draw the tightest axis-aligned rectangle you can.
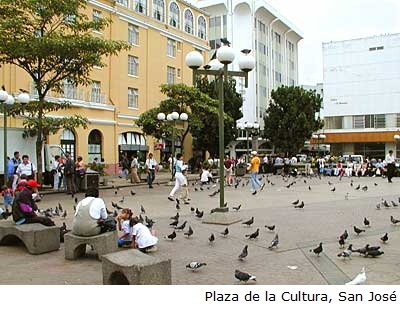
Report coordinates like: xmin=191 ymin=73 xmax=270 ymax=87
xmin=1 ymin=174 xmax=400 ymax=284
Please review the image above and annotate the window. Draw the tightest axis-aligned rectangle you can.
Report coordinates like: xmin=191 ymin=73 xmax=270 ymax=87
xmin=92 ymin=10 xmax=102 ymax=31
xmin=325 ymin=116 xmax=343 ymax=129
xmin=169 ymin=2 xmax=180 ymax=28
xmin=128 ymin=55 xmax=139 ymax=76
xmin=258 ymin=21 xmax=265 ymax=33
xmin=61 ymin=129 xmax=76 ymax=161
xmin=128 ymin=24 xmax=139 ymax=45
xmin=374 ymin=114 xmax=385 ymax=128
xmin=397 ymin=114 xmax=400 ymax=127
xmin=128 ymin=88 xmax=138 ymax=108
xmin=198 ymin=16 xmax=206 ymax=39
xmin=274 ymin=71 xmax=282 ymax=82
xmin=258 ymin=42 xmax=266 ymax=55
xmin=167 ymin=38 xmax=176 ymax=57
xmin=91 ymin=81 xmax=101 ymax=103
xmin=88 ymin=130 xmax=102 ymax=163
xmin=152 ymin=0 xmax=164 ymax=22
xmin=63 ymin=79 xmax=77 ymax=99
xmin=167 ymin=66 xmax=175 ymax=84
xmin=64 ymin=14 xmax=76 ymax=25
xmin=274 ymin=32 xmax=281 ymax=44
xmin=287 ymin=41 xmax=294 ymax=52
xmin=290 ymin=60 xmax=295 ymax=70
xmin=135 ymin=0 xmax=147 ymax=14
xmin=353 ymin=115 xmax=365 ymax=129
xmin=184 ymin=9 xmax=193 ymax=34
xmin=116 ymin=0 xmax=129 ymax=7
xmin=365 ymin=115 xmax=374 ymax=128
xmin=259 ymin=86 xmax=267 ymax=97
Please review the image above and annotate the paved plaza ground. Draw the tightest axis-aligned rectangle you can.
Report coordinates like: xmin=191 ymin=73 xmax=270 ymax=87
xmin=1 ymin=173 xmax=400 ymax=285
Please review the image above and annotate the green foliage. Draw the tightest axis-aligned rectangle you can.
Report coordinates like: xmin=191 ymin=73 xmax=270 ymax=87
xmin=196 ymin=77 xmax=243 ymax=155
xmin=0 ymin=0 xmax=130 ymax=182
xmin=263 ymin=86 xmax=324 ymax=155
xmin=136 ymin=83 xmax=220 ymax=154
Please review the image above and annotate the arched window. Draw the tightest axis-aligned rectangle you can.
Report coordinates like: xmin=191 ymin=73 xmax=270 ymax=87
xmin=184 ymin=9 xmax=193 ymax=34
xmin=60 ymin=129 xmax=76 ymax=160
xmin=169 ymin=2 xmax=180 ymax=28
xmin=88 ymin=130 xmax=102 ymax=163
xmin=135 ymin=0 xmax=147 ymax=15
xmin=197 ymin=16 xmax=206 ymax=39
xmin=152 ymin=0 xmax=164 ymax=22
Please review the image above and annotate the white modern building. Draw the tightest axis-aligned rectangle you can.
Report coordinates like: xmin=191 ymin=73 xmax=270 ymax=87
xmin=322 ymin=33 xmax=400 ymax=159
xmin=191 ymin=0 xmax=303 ymax=154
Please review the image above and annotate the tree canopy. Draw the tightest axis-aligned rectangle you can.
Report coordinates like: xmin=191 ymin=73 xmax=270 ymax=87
xmin=0 ymin=0 xmax=130 ymax=182
xmin=263 ymin=86 xmax=324 ymax=155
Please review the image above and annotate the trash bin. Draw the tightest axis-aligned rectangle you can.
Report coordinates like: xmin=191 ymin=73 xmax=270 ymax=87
xmin=236 ymin=165 xmax=247 ymax=177
xmin=83 ymin=172 xmax=99 ymax=190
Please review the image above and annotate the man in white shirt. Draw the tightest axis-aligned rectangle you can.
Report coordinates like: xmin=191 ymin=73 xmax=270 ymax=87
xmin=130 ymin=217 xmax=158 ymax=253
xmin=72 ymin=188 xmax=108 ymax=236
xmin=385 ymin=150 xmax=395 ymax=183
xmin=145 ymin=153 xmax=158 ymax=189
xmin=16 ymin=155 xmax=37 ymax=181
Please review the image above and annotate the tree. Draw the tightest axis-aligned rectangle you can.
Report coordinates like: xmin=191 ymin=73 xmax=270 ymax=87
xmin=0 ymin=0 xmax=130 ymax=182
xmin=136 ymin=83 xmax=221 ymax=155
xmin=263 ymin=86 xmax=324 ymax=155
xmin=196 ymin=76 xmax=243 ymax=156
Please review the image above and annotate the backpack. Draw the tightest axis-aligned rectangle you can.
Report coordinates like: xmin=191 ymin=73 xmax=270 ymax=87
xmin=99 ymin=216 xmax=117 ymax=233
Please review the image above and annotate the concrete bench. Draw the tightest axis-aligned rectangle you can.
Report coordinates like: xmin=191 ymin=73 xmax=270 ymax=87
xmin=64 ymin=230 xmax=118 ymax=260
xmin=102 ymin=249 xmax=171 ymax=285
xmin=0 ymin=221 xmax=60 ymax=255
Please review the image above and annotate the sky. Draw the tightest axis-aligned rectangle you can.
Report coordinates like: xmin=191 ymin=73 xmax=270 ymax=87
xmin=266 ymin=0 xmax=400 ymax=85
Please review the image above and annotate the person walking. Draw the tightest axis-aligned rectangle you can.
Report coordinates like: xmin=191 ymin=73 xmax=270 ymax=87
xmin=11 ymin=151 xmax=21 ymax=191
xmin=385 ymin=150 xmax=395 ymax=183
xmin=130 ymin=154 xmax=140 ymax=184
xmin=52 ymin=155 xmax=61 ymax=191
xmin=247 ymin=151 xmax=264 ymax=195
xmin=145 ymin=153 xmax=157 ymax=188
xmin=224 ymin=155 xmax=233 ymax=186
xmin=168 ymin=153 xmax=188 ymax=202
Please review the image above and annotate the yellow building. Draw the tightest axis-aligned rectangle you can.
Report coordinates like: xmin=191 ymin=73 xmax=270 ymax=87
xmin=0 ymin=0 xmax=209 ymax=174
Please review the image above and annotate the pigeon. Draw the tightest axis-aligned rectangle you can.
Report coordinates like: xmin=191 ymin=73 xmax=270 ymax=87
xmin=175 ymin=221 xmax=187 ymax=231
xmin=355 ymin=184 xmax=360 ymax=190
xmin=361 ymin=185 xmax=368 ymax=191
xmin=294 ymin=201 xmax=304 ymax=209
xmin=209 ymin=190 xmax=219 ymax=197
xmin=113 ymin=209 xmax=118 ymax=218
xmin=203 ymin=65 xmax=211 ymax=70
xmin=238 ymin=245 xmax=248 ymax=260
xmin=340 ymin=229 xmax=348 ymax=240
xmin=350 ymin=182 xmax=353 ymax=187
xmin=111 ymin=201 xmax=117 ymax=208
xmin=170 ymin=212 xmax=179 ymax=221
xmin=310 ymin=242 xmax=323 ymax=256
xmin=245 ymin=228 xmax=259 ymax=240
xmin=330 ymin=187 xmax=336 ymax=192
xmin=119 ymin=196 xmax=125 ymax=203
xmin=223 ymin=202 xmax=228 ymax=207
xmin=164 ymin=230 xmax=176 ymax=240
xmin=195 ymin=208 xmax=200 ymax=215
xmin=328 ymin=181 xmax=333 ymax=186
xmin=221 ymin=227 xmax=229 ymax=237
xmin=184 ymin=226 xmax=194 ymax=238
xmin=190 ymin=207 xmax=195 ymax=212
xmin=265 ymin=225 xmax=275 ymax=231
xmin=232 ymin=204 xmax=241 ymax=211
xmin=376 ymin=203 xmax=381 ymax=210
xmin=220 ymin=38 xmax=231 ymax=46
xmin=234 ymin=269 xmax=256 ymax=283
xmin=374 ymin=183 xmax=378 ymax=186
xmin=200 ymin=187 xmax=204 ymax=191
xmin=291 ymin=199 xmax=299 ymax=205
xmin=208 ymin=233 xmax=215 ymax=243
xmin=58 ymin=203 xmax=63 ymax=212
xmin=61 ymin=210 xmax=67 ymax=219
xmin=345 ymin=267 xmax=366 ymax=285
xmin=130 ymin=190 xmax=136 ymax=196
xmin=268 ymin=234 xmax=279 ymax=249
xmin=115 ymin=204 xmax=123 ymax=210
xmin=140 ymin=205 xmax=146 ymax=214
xmin=186 ymin=262 xmax=206 ymax=271
xmin=390 ymin=215 xmax=400 ymax=224
xmin=337 ymin=244 xmax=353 ymax=259
xmin=383 ymin=200 xmax=390 ymax=208
xmin=338 ymin=236 xmax=345 ymax=248
xmin=242 ymin=217 xmax=254 ymax=226
xmin=364 ymin=250 xmax=384 ymax=257
xmin=380 ymin=233 xmax=388 ymax=243
xmin=354 ymin=226 xmax=365 ymax=235
xmin=195 ymin=211 xmax=204 ymax=218
xmin=74 ymin=197 xmax=78 ymax=204
xmin=176 ymin=198 xmax=180 ymax=205
xmin=308 ymin=186 xmax=312 ymax=191
xmin=175 ymin=203 xmax=180 ymax=210
xmin=391 ymin=201 xmax=398 ymax=207
xmin=73 ymin=204 xmax=76 ymax=212
xmin=169 ymin=219 xmax=179 ymax=227
xmin=59 ymin=222 xmax=71 ymax=243
xmin=241 ymin=49 xmax=251 ymax=54
xmin=363 ymin=217 xmax=370 ymax=227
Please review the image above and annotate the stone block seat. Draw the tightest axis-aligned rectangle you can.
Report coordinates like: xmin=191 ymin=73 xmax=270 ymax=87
xmin=102 ymin=249 xmax=171 ymax=285
xmin=0 ymin=221 xmax=60 ymax=255
xmin=64 ymin=230 xmax=118 ymax=260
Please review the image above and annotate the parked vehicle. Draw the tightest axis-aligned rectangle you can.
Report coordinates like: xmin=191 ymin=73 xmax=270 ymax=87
xmin=0 ymin=128 xmax=66 ymax=185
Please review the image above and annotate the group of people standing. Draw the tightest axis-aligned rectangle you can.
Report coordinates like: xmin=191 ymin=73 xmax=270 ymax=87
xmin=51 ymin=153 xmax=86 ymax=194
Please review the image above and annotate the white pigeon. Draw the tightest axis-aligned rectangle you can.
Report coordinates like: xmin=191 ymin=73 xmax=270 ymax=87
xmin=345 ymin=267 xmax=366 ymax=285
xmin=186 ymin=262 xmax=207 ymax=271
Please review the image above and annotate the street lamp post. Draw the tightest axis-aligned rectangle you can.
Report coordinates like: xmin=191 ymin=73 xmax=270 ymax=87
xmin=157 ymin=112 xmax=188 ymax=181
xmin=312 ymin=133 xmax=326 ymax=156
xmin=237 ymin=121 xmax=260 ymax=162
xmin=0 ymin=89 xmax=30 ymax=185
xmin=185 ymin=46 xmax=255 ymax=221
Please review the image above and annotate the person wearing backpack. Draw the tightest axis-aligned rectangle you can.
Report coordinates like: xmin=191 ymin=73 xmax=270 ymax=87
xmin=72 ymin=188 xmax=111 ymax=236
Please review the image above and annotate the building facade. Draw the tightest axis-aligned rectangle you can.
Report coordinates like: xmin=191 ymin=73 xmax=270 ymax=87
xmin=193 ymin=0 xmax=302 ymax=155
xmin=0 ymin=0 xmax=209 ymax=173
xmin=322 ymin=33 xmax=400 ymax=159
